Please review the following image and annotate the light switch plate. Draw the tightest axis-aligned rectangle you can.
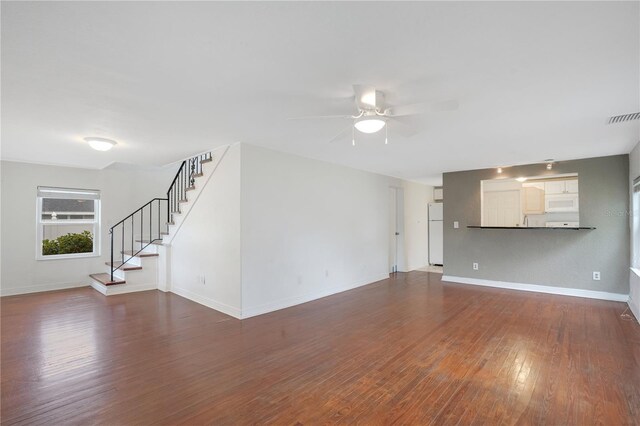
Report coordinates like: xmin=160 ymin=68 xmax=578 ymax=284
xmin=454 ymin=221 xmax=459 ymax=229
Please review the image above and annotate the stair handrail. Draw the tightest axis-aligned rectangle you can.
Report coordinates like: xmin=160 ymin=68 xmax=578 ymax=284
xmin=110 ymin=197 xmax=167 ymax=231
xmin=109 ymin=198 xmax=168 ymax=281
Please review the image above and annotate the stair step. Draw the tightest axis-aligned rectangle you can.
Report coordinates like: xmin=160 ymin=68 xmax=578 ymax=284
xmin=167 ymin=221 xmax=175 ymax=226
xmin=192 ymin=172 xmax=204 ymax=178
xmin=178 ymin=199 xmax=188 ymax=203
xmin=161 ymin=232 xmax=169 ymax=235
xmin=121 ymin=250 xmax=159 ymax=258
xmin=105 ymin=262 xmax=142 ymax=271
xmin=90 ymin=273 xmax=126 ymax=286
xmin=135 ymin=239 xmax=164 ymax=245
xmin=201 ymin=158 xmax=213 ymax=164
xmin=185 ymin=186 xmax=195 ymax=192
xmin=171 ymin=210 xmax=181 ymax=214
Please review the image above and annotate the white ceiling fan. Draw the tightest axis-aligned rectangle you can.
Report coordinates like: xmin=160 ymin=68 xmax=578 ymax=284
xmin=288 ymin=85 xmax=458 ymax=145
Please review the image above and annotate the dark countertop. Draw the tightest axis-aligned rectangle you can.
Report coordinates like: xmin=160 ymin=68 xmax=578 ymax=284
xmin=467 ymin=226 xmax=596 ymax=230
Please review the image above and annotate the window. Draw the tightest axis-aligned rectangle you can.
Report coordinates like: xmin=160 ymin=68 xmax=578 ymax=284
xmin=36 ymin=187 xmax=100 ymax=260
xmin=634 ymin=177 xmax=640 ymax=268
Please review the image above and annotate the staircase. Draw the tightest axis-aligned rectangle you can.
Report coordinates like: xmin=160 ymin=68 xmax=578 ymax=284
xmin=90 ymin=152 xmax=214 ymax=295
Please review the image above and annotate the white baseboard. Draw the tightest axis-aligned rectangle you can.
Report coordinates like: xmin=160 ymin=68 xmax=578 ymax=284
xmin=241 ymin=273 xmax=389 ymax=319
xmin=442 ymin=275 xmax=629 ymax=302
xmin=1 ymin=281 xmax=88 ymax=297
xmin=628 ymin=297 xmax=640 ymax=323
xmin=170 ymin=285 xmax=242 ymax=319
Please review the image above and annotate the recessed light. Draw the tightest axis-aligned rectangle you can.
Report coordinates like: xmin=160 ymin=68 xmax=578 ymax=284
xmin=516 ymin=177 xmax=528 ymax=182
xmin=497 ymin=167 xmax=503 ymax=174
xmin=85 ymin=137 xmax=117 ymax=151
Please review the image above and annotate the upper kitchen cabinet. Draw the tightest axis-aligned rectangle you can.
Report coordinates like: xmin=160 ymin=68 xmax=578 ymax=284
xmin=545 ymin=179 xmax=578 ymax=194
xmin=565 ymin=179 xmax=579 ymax=194
xmin=434 ymin=187 xmax=443 ymax=201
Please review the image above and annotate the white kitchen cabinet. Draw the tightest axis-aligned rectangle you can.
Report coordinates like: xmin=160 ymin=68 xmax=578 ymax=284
xmin=434 ymin=187 xmax=443 ymax=201
xmin=545 ymin=179 xmax=579 ymax=194
xmin=544 ymin=181 xmax=566 ymax=194
xmin=565 ymin=179 xmax=579 ymax=194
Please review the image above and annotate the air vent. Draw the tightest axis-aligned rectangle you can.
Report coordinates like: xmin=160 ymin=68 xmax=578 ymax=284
xmin=608 ymin=112 xmax=640 ymax=124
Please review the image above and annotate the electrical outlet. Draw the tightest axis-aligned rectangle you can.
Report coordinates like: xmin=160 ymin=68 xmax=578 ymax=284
xmin=473 ymin=262 xmax=479 ymax=270
xmin=593 ymin=271 xmax=601 ymax=281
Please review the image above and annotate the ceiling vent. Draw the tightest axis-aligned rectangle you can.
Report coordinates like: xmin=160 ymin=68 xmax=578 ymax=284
xmin=608 ymin=112 xmax=640 ymax=124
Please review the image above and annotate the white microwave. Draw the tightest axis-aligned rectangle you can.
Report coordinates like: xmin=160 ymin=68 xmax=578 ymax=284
xmin=545 ymin=193 xmax=579 ymax=212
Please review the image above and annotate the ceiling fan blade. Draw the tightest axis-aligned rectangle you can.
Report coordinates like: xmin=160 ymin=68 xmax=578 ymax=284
xmin=432 ymin=99 xmax=459 ymax=112
xmin=389 ymin=99 xmax=459 ymax=117
xmin=328 ymin=126 xmax=353 ymax=143
xmin=387 ymin=116 xmax=421 ymax=138
xmin=353 ymin=85 xmax=378 ymax=110
xmin=287 ymin=114 xmax=353 ymax=120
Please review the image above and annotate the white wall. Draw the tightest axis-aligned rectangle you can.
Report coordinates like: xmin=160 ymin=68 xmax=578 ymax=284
xmin=629 ymin=142 xmax=640 ymax=320
xmin=2 ymin=144 xmax=433 ymax=319
xmin=240 ymin=144 xmax=410 ymax=318
xmin=169 ymin=144 xmax=242 ymax=318
xmin=400 ymin=180 xmax=433 ymax=271
xmin=0 ymin=161 xmax=175 ymax=295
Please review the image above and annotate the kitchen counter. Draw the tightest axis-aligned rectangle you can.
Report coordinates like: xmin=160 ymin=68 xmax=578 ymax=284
xmin=467 ymin=226 xmax=596 ymax=230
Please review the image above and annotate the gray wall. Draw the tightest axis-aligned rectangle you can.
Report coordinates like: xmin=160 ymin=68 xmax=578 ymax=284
xmin=443 ymin=154 xmax=630 ymax=294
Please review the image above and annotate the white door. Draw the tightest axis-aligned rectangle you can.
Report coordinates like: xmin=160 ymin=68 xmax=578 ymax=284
xmin=483 ymin=190 xmax=521 ymax=227
xmin=389 ymin=188 xmax=398 ymax=273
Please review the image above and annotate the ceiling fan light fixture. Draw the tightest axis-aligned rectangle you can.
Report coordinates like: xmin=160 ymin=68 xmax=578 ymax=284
xmin=354 ymin=117 xmax=386 ymax=134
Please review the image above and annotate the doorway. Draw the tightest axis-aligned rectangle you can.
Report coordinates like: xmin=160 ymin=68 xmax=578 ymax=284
xmin=389 ymin=187 xmax=405 ymax=273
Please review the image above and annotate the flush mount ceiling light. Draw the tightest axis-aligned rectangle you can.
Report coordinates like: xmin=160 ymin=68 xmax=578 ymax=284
xmin=354 ymin=116 xmax=386 ymax=134
xmin=516 ymin=177 xmax=528 ymax=182
xmin=85 ymin=137 xmax=117 ymax=151
xmin=497 ymin=167 xmax=503 ymax=174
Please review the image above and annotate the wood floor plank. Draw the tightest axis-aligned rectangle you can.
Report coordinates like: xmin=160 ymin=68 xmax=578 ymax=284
xmin=2 ymin=272 xmax=639 ymax=425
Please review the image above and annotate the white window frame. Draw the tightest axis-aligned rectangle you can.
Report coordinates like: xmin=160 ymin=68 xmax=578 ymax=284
xmin=36 ymin=187 xmax=101 ymax=260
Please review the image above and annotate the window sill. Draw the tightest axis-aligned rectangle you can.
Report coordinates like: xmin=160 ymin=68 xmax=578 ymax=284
xmin=37 ymin=253 xmax=100 ymax=261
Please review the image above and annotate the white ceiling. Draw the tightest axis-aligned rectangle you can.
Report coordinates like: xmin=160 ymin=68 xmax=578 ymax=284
xmin=2 ymin=1 xmax=639 ymax=185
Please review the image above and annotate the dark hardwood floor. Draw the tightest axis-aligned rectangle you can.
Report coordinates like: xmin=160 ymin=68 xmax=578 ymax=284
xmin=2 ymin=272 xmax=640 ymax=425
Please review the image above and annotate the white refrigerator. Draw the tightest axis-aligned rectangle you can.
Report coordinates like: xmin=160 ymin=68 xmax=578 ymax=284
xmin=428 ymin=203 xmax=443 ymax=266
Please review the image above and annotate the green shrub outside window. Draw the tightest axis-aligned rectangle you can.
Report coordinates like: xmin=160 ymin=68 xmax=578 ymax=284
xmin=42 ymin=231 xmax=94 ymax=256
